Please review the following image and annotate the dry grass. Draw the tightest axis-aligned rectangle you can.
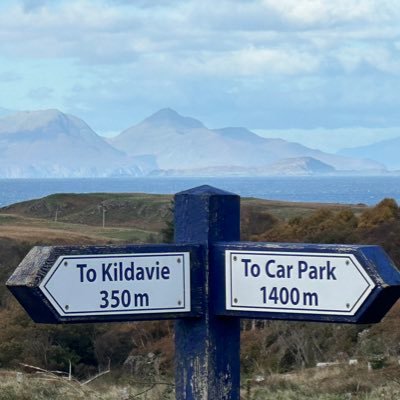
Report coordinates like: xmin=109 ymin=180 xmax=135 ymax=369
xmin=0 ymin=216 xmax=158 ymax=244
xmin=0 ymin=371 xmax=175 ymax=400
xmin=243 ymin=364 xmax=400 ymax=400
xmin=0 ymin=225 xmax=101 ymax=243
xmin=242 ymin=198 xmax=367 ymax=221
xmin=2 ymin=365 xmax=400 ymax=400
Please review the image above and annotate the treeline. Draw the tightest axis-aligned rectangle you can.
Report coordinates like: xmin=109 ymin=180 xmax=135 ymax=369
xmin=243 ymin=198 xmax=400 ymax=266
xmin=1 ymin=199 xmax=400 ymax=379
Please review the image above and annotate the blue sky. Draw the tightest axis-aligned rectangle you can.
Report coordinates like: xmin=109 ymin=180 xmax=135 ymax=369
xmin=1 ymin=0 xmax=400 ymax=150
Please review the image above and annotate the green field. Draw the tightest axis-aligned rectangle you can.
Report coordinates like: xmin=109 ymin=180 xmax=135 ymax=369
xmin=0 ymin=192 xmax=366 ymax=244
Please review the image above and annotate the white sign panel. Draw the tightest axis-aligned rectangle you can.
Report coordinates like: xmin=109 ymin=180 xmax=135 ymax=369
xmin=225 ymin=250 xmax=375 ymax=316
xmin=40 ymin=252 xmax=190 ymax=316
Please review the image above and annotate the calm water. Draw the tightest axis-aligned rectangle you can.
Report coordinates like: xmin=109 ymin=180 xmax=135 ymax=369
xmin=0 ymin=176 xmax=400 ymax=207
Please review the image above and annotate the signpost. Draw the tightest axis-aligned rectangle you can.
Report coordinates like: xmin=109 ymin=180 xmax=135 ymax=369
xmin=225 ymin=250 xmax=373 ymax=316
xmin=6 ymin=244 xmax=203 ymax=323
xmin=213 ymin=243 xmax=400 ymax=323
xmin=6 ymin=185 xmax=400 ymax=400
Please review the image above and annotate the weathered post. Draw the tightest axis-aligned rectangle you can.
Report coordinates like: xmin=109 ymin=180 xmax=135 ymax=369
xmin=174 ymin=185 xmax=241 ymax=400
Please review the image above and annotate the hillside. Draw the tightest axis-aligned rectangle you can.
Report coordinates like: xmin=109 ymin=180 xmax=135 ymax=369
xmin=0 ymin=110 xmax=153 ymax=178
xmin=0 ymin=192 xmax=368 ymax=234
xmin=110 ymin=108 xmax=384 ymax=173
xmin=0 ymin=193 xmax=176 ymax=244
xmin=339 ymin=136 xmax=400 ymax=170
xmin=150 ymin=157 xmax=336 ymax=176
xmin=1 ymin=193 xmax=172 ymax=230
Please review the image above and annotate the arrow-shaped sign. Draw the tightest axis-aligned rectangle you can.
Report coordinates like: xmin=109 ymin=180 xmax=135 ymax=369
xmin=212 ymin=242 xmax=400 ymax=323
xmin=6 ymin=244 xmax=203 ymax=323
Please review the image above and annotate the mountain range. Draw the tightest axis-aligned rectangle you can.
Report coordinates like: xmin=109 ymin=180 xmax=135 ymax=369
xmin=339 ymin=137 xmax=400 ymax=170
xmin=0 ymin=110 xmax=155 ymax=178
xmin=110 ymin=108 xmax=383 ymax=173
xmin=0 ymin=107 xmax=391 ymax=178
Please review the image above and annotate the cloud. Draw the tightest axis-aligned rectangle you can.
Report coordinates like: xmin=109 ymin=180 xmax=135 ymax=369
xmin=0 ymin=71 xmax=22 ymax=82
xmin=22 ymin=0 xmax=51 ymax=12
xmin=28 ymin=86 xmax=54 ymax=100
xmin=333 ymin=45 xmax=400 ymax=74
xmin=260 ymin=0 xmax=400 ymax=27
xmin=0 ymin=0 xmax=398 ymax=69
xmin=170 ymin=47 xmax=321 ymax=77
xmin=106 ymin=0 xmax=181 ymax=8
xmin=0 ymin=0 xmax=400 ymax=76
xmin=1 ymin=0 xmax=400 ymax=131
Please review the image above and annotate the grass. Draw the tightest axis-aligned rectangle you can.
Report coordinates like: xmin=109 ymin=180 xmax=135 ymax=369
xmin=242 ymin=364 xmax=400 ymax=400
xmin=0 ymin=215 xmax=21 ymax=225
xmin=0 ymin=193 xmax=168 ymax=245
xmin=247 ymin=387 xmax=400 ymax=400
xmin=0 ymin=371 xmax=175 ymax=400
xmin=0 ymin=192 xmax=369 ymax=247
xmin=0 ymin=193 xmax=173 ymax=232
xmin=0 ymin=214 xmax=159 ymax=244
xmin=2 ymin=365 xmax=400 ymax=400
xmin=242 ymin=197 xmax=367 ymax=222
xmin=98 ymin=228 xmax=160 ymax=242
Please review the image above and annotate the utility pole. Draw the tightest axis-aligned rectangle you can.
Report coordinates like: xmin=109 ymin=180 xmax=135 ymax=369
xmin=102 ymin=206 xmax=106 ymax=228
xmin=98 ymin=204 xmax=107 ymax=228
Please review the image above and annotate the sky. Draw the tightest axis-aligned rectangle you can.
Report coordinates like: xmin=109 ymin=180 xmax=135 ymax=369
xmin=1 ymin=0 xmax=400 ymax=150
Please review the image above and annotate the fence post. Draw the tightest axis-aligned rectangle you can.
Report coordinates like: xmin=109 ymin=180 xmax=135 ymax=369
xmin=174 ymin=185 xmax=241 ymax=400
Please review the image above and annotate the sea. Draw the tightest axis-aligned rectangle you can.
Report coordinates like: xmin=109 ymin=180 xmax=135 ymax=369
xmin=1 ymin=176 xmax=400 ymax=207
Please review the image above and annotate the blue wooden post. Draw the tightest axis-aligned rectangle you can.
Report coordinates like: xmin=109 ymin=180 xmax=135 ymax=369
xmin=174 ymin=185 xmax=241 ymax=400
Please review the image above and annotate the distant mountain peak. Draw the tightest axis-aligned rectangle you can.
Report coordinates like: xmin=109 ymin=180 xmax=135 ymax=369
xmin=338 ymin=136 xmax=400 ymax=170
xmin=141 ymin=108 xmax=205 ymax=129
xmin=269 ymin=156 xmax=336 ymax=173
xmin=15 ymin=108 xmax=64 ymax=120
xmin=0 ymin=108 xmax=149 ymax=178
xmin=0 ymin=109 xmax=74 ymax=134
xmin=214 ymin=127 xmax=265 ymax=143
xmin=0 ymin=108 xmax=116 ymax=148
